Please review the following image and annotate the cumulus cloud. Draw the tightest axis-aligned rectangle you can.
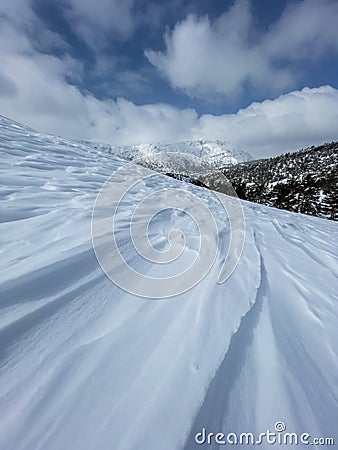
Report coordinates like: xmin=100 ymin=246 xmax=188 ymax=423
xmin=197 ymin=86 xmax=338 ymax=157
xmin=1 ymin=39 xmax=337 ymax=158
xmin=0 ymin=18 xmax=196 ymax=144
xmin=0 ymin=0 xmax=337 ymax=158
xmin=108 ymin=86 xmax=338 ymax=157
xmin=145 ymin=0 xmax=338 ymax=100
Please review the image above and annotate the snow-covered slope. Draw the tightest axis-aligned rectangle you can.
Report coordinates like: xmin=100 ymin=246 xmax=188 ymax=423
xmin=223 ymin=142 xmax=338 ymax=220
xmin=84 ymin=139 xmax=252 ymax=167
xmin=0 ymin=115 xmax=337 ymax=449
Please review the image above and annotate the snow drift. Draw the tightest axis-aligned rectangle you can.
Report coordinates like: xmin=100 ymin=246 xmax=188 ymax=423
xmin=0 ymin=115 xmax=337 ymax=449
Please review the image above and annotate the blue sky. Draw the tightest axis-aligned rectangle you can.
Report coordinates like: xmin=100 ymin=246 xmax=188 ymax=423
xmin=0 ymin=0 xmax=338 ymax=156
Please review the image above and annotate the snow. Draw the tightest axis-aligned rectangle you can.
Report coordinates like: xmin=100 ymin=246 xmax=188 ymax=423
xmin=0 ymin=114 xmax=337 ymax=449
xmin=319 ymin=189 xmax=326 ymax=202
xmin=83 ymin=139 xmax=253 ymax=168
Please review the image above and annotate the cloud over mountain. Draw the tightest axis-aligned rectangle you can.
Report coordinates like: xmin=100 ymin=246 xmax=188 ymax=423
xmin=146 ymin=0 xmax=338 ymax=99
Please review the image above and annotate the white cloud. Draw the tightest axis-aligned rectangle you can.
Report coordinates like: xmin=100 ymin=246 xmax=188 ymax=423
xmin=0 ymin=0 xmax=70 ymax=55
xmin=145 ymin=0 xmax=338 ymax=100
xmin=1 ymin=40 xmax=337 ymax=158
xmin=0 ymin=19 xmax=196 ymax=144
xmin=0 ymin=0 xmax=34 ymax=25
xmin=101 ymin=98 xmax=198 ymax=144
xmin=64 ymin=0 xmax=136 ymax=45
xmin=264 ymin=0 xmax=338 ymax=61
xmin=0 ymin=0 xmax=137 ymax=49
xmin=197 ymin=86 xmax=338 ymax=157
xmin=0 ymin=0 xmax=337 ymax=158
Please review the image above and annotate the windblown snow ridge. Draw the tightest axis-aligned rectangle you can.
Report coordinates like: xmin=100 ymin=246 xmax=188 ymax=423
xmin=0 ymin=115 xmax=337 ymax=450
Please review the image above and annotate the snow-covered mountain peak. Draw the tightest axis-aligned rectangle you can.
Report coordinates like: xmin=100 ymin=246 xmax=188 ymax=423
xmin=85 ymin=139 xmax=253 ymax=167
